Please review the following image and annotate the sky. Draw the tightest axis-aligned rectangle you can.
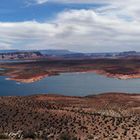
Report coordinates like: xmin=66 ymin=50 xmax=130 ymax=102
xmin=0 ymin=0 xmax=140 ymax=52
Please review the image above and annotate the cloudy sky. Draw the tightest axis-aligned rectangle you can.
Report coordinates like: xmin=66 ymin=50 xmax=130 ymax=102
xmin=0 ymin=0 xmax=140 ymax=52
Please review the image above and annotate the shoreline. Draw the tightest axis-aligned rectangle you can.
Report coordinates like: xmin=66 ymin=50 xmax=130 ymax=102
xmin=4 ymin=70 xmax=140 ymax=83
xmin=8 ymin=74 xmax=49 ymax=83
xmin=0 ymin=92 xmax=140 ymax=97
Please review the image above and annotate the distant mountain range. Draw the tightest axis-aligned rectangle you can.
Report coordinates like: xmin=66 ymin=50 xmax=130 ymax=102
xmin=0 ymin=49 xmax=77 ymax=56
xmin=0 ymin=50 xmax=19 ymax=53
xmin=39 ymin=49 xmax=76 ymax=55
xmin=0 ymin=50 xmax=139 ymax=60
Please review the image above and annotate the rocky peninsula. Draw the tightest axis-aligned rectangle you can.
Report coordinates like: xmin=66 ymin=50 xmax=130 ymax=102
xmin=0 ymin=58 xmax=140 ymax=83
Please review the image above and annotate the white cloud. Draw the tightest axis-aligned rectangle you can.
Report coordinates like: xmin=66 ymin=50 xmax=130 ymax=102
xmin=1 ymin=0 xmax=140 ymax=52
xmin=34 ymin=0 xmax=140 ymax=21
xmin=35 ymin=0 xmax=94 ymax=4
xmin=35 ymin=0 xmax=48 ymax=4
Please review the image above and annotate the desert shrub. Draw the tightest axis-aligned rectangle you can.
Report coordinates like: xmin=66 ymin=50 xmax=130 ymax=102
xmin=23 ymin=131 xmax=36 ymax=139
xmin=88 ymin=135 xmax=94 ymax=139
xmin=60 ymin=133 xmax=70 ymax=140
xmin=60 ymin=133 xmax=77 ymax=140
xmin=71 ymin=137 xmax=78 ymax=140
xmin=0 ymin=134 xmax=9 ymax=139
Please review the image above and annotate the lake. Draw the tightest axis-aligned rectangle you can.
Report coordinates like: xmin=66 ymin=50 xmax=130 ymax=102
xmin=0 ymin=73 xmax=140 ymax=96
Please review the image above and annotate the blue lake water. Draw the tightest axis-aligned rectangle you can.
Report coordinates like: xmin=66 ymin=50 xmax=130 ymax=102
xmin=0 ymin=73 xmax=140 ymax=96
